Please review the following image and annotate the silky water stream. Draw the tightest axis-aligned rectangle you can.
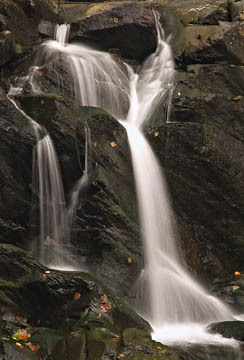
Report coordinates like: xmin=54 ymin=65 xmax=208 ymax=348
xmin=9 ymin=13 xmax=244 ymax=359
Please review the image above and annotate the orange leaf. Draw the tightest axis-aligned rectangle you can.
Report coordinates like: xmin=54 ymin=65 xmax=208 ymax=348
xmin=16 ymin=342 xmax=24 ymax=348
xmin=128 ymin=257 xmax=132 ymax=263
xmin=157 ymin=346 xmax=162 ymax=350
xmin=111 ymin=141 xmax=117 ymax=148
xmin=84 ymin=307 xmax=89 ymax=314
xmin=235 ymin=271 xmax=241 ymax=276
xmin=17 ymin=329 xmax=31 ymax=341
xmin=74 ymin=292 xmax=81 ymax=301
xmin=154 ymin=131 xmax=159 ymax=137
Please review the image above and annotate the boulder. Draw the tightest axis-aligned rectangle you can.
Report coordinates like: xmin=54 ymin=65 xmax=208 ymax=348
xmin=208 ymin=321 xmax=244 ymax=341
xmin=68 ymin=2 xmax=157 ymax=62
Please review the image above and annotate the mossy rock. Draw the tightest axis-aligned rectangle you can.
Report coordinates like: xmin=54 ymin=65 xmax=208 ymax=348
xmin=121 ymin=328 xmax=180 ymax=360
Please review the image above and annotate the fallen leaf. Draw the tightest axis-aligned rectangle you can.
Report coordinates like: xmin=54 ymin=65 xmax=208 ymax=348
xmin=45 ymin=270 xmax=51 ymax=274
xmin=41 ymin=100 xmax=45 ymax=105
xmin=84 ymin=307 xmax=89 ymax=314
xmin=232 ymin=285 xmax=240 ymax=292
xmin=157 ymin=346 xmax=162 ymax=350
xmin=15 ymin=342 xmax=23 ymax=348
xmin=93 ymin=141 xmax=97 ymax=147
xmin=18 ymin=329 xmax=31 ymax=341
xmin=177 ymin=91 xmax=181 ymax=97
xmin=232 ymin=95 xmax=242 ymax=101
xmin=154 ymin=131 xmax=159 ymax=137
xmin=42 ymin=273 xmax=46 ymax=279
xmin=74 ymin=292 xmax=81 ymax=301
xmin=128 ymin=257 xmax=132 ymax=263
xmin=235 ymin=271 xmax=241 ymax=276
xmin=28 ymin=343 xmax=40 ymax=352
xmin=111 ymin=141 xmax=117 ymax=147
xmin=37 ymin=71 xmax=43 ymax=77
xmin=97 ymin=313 xmax=102 ymax=318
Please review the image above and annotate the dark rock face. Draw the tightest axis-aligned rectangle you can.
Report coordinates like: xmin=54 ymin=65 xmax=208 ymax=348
xmin=68 ymin=2 xmax=157 ymax=61
xmin=0 ymin=245 xmax=179 ymax=360
xmin=208 ymin=321 xmax=244 ymax=341
xmin=0 ymin=88 xmax=34 ymax=247
xmin=141 ymin=0 xmax=244 ymax=285
xmin=14 ymin=93 xmax=140 ymax=298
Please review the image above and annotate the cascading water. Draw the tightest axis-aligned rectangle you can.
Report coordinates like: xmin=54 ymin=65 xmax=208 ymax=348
xmin=10 ymin=14 xmax=244 ymax=359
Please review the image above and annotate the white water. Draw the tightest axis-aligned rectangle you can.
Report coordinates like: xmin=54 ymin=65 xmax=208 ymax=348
xmin=11 ymin=18 xmax=243 ymax=357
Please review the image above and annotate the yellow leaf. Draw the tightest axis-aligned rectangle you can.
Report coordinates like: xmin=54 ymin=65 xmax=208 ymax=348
xmin=154 ymin=131 xmax=159 ymax=137
xmin=41 ymin=100 xmax=45 ymax=105
xmin=177 ymin=91 xmax=181 ymax=97
xmin=16 ymin=342 xmax=23 ymax=348
xmin=74 ymin=292 xmax=81 ymax=301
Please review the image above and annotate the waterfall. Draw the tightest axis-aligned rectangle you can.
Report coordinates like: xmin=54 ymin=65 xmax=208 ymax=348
xmin=36 ymin=19 xmax=235 ymax=325
xmin=9 ymin=17 xmax=243 ymax=356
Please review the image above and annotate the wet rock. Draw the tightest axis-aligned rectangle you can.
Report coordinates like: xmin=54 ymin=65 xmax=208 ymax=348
xmin=0 ymin=87 xmax=34 ymax=247
xmin=0 ymin=0 xmax=38 ymax=47
xmin=208 ymin=321 xmax=244 ymax=341
xmin=0 ymin=31 xmax=15 ymax=66
xmin=0 ymin=244 xmax=154 ymax=360
xmin=148 ymin=64 xmax=244 ymax=281
xmin=15 ymin=93 xmax=140 ymax=298
xmin=68 ymin=2 xmax=157 ymax=62
xmin=122 ymin=328 xmax=179 ymax=359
